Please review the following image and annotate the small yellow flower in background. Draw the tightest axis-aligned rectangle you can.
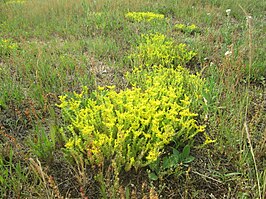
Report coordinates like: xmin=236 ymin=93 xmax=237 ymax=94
xmin=0 ymin=38 xmax=18 ymax=56
xmin=188 ymin=24 xmax=197 ymax=30
xmin=125 ymin=12 xmax=164 ymax=22
xmin=129 ymin=33 xmax=196 ymax=67
xmin=6 ymin=0 xmax=26 ymax=4
xmin=174 ymin=23 xmax=200 ymax=34
xmin=175 ymin=23 xmax=186 ymax=29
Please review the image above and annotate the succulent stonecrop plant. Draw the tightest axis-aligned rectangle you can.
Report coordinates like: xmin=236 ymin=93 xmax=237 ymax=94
xmin=129 ymin=33 xmax=197 ymax=68
xmin=126 ymin=65 xmax=206 ymax=106
xmin=174 ymin=23 xmax=200 ymax=34
xmin=57 ymin=63 xmax=209 ymax=173
xmin=125 ymin=12 xmax=165 ymax=23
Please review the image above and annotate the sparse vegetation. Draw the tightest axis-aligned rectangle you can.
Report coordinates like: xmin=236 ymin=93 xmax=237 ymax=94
xmin=0 ymin=0 xmax=265 ymax=198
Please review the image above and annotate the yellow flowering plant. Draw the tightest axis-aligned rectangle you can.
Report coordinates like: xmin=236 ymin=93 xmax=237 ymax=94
xmin=57 ymin=63 xmax=208 ymax=173
xmin=126 ymin=65 xmax=206 ymax=108
xmin=174 ymin=23 xmax=200 ymax=34
xmin=125 ymin=12 xmax=165 ymax=23
xmin=5 ymin=0 xmax=26 ymax=5
xmin=0 ymin=38 xmax=18 ymax=57
xmin=126 ymin=65 xmax=215 ymax=179
xmin=129 ymin=33 xmax=196 ymax=68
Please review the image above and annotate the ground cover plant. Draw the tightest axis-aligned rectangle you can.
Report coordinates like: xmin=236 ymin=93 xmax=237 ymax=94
xmin=0 ymin=0 xmax=265 ymax=198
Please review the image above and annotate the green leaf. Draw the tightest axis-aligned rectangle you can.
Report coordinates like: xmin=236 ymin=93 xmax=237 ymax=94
xmin=173 ymin=148 xmax=180 ymax=156
xmin=171 ymin=150 xmax=180 ymax=165
xmin=148 ymin=172 xmax=158 ymax=181
xmin=182 ymin=145 xmax=190 ymax=159
xmin=162 ymin=157 xmax=171 ymax=169
xmin=224 ymin=172 xmax=242 ymax=177
xmin=183 ymin=156 xmax=195 ymax=164
xmin=149 ymin=158 xmax=160 ymax=172
xmin=125 ymin=186 xmax=130 ymax=199
xmin=0 ymin=175 xmax=5 ymax=184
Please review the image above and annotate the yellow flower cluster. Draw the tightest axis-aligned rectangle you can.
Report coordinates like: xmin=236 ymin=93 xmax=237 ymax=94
xmin=0 ymin=38 xmax=18 ymax=56
xmin=129 ymin=33 xmax=196 ymax=67
xmin=174 ymin=23 xmax=200 ymax=34
xmin=58 ymin=64 xmax=206 ymax=171
xmin=5 ymin=0 xmax=26 ymax=4
xmin=125 ymin=12 xmax=164 ymax=22
xmin=127 ymin=65 xmax=205 ymax=103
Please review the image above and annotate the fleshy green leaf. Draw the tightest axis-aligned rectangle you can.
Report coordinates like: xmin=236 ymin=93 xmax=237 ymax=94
xmin=148 ymin=172 xmax=158 ymax=181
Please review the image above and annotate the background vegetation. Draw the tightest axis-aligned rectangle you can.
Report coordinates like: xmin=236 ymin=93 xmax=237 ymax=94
xmin=0 ymin=0 xmax=265 ymax=198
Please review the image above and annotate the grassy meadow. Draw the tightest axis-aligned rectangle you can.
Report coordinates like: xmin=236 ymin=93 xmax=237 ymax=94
xmin=0 ymin=0 xmax=265 ymax=198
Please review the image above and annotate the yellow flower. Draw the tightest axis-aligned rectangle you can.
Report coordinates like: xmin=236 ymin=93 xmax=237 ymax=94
xmin=175 ymin=23 xmax=186 ymax=29
xmin=179 ymin=109 xmax=198 ymax=117
xmin=146 ymin=149 xmax=160 ymax=162
xmin=65 ymin=139 xmax=75 ymax=149
xmin=106 ymin=85 xmax=116 ymax=90
xmin=188 ymin=24 xmax=197 ymax=30
xmin=81 ymin=126 xmax=94 ymax=136
xmin=98 ymin=86 xmax=105 ymax=91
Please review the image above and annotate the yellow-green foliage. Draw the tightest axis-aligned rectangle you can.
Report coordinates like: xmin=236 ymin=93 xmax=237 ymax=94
xmin=127 ymin=65 xmax=215 ymax=146
xmin=5 ymin=0 xmax=26 ymax=4
xmin=0 ymin=38 xmax=18 ymax=56
xmin=129 ymin=33 xmax=196 ymax=67
xmin=127 ymin=65 xmax=205 ymax=105
xmin=174 ymin=23 xmax=200 ymax=34
xmin=125 ymin=12 xmax=164 ymax=22
xmin=58 ymin=67 xmax=205 ymax=171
